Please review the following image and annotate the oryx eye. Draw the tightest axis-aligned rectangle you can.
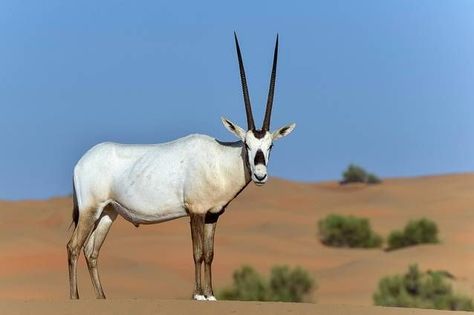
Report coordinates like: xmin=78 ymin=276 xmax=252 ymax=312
xmin=245 ymin=143 xmax=250 ymax=150
xmin=269 ymin=144 xmax=274 ymax=150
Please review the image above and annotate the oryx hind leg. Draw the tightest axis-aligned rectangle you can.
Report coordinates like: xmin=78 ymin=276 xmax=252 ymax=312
xmin=83 ymin=206 xmax=117 ymax=299
xmin=67 ymin=201 xmax=109 ymax=299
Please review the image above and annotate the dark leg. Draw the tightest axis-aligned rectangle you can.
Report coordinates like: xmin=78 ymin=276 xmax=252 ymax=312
xmin=190 ymin=213 xmax=205 ymax=300
xmin=203 ymin=212 xmax=219 ymax=300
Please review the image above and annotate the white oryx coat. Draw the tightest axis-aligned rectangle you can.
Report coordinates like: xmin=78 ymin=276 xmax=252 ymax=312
xmin=73 ymin=134 xmax=250 ymax=225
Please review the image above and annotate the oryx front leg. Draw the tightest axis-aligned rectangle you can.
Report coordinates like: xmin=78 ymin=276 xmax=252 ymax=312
xmin=202 ymin=212 xmax=219 ymax=301
xmin=190 ymin=213 xmax=205 ymax=300
xmin=83 ymin=207 xmax=117 ymax=299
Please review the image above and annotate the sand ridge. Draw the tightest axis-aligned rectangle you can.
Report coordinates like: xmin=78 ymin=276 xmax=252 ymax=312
xmin=0 ymin=173 xmax=474 ymax=305
xmin=0 ymin=300 xmax=470 ymax=315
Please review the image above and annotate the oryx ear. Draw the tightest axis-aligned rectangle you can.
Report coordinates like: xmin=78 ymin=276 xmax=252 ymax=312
xmin=221 ymin=117 xmax=247 ymax=140
xmin=272 ymin=123 xmax=296 ymax=140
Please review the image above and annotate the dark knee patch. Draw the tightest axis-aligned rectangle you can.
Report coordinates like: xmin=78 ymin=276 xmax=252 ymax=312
xmin=205 ymin=210 xmax=223 ymax=224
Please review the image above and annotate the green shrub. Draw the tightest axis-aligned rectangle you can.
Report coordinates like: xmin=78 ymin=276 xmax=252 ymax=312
xmin=388 ymin=218 xmax=439 ymax=250
xmin=373 ymin=264 xmax=473 ymax=311
xmin=342 ymin=164 xmax=368 ymax=184
xmin=367 ymin=173 xmax=382 ymax=184
xmin=318 ymin=214 xmax=383 ymax=248
xmin=219 ymin=265 xmax=267 ymax=301
xmin=341 ymin=164 xmax=382 ymax=185
xmin=218 ymin=265 xmax=315 ymax=302
xmin=268 ymin=266 xmax=314 ymax=302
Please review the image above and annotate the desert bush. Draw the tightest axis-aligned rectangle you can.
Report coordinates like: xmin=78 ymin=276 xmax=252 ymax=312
xmin=218 ymin=265 xmax=315 ymax=302
xmin=341 ymin=164 xmax=382 ymax=185
xmin=373 ymin=264 xmax=473 ymax=311
xmin=318 ymin=214 xmax=383 ymax=248
xmin=268 ymin=266 xmax=314 ymax=302
xmin=387 ymin=218 xmax=439 ymax=250
xmin=218 ymin=265 xmax=267 ymax=301
xmin=342 ymin=164 xmax=368 ymax=184
xmin=367 ymin=173 xmax=382 ymax=184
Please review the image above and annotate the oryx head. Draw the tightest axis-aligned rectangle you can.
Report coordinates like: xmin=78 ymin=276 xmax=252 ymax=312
xmin=222 ymin=33 xmax=296 ymax=186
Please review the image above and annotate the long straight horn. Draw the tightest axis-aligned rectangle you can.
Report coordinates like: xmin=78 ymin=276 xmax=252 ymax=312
xmin=262 ymin=34 xmax=279 ymax=131
xmin=234 ymin=32 xmax=255 ymax=130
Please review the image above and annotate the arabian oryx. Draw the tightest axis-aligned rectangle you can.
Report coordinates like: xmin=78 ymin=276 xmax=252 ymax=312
xmin=67 ymin=33 xmax=295 ymax=300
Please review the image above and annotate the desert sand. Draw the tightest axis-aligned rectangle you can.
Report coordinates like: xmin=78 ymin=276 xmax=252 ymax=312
xmin=1 ymin=173 xmax=474 ymax=313
xmin=1 ymin=299 xmax=471 ymax=315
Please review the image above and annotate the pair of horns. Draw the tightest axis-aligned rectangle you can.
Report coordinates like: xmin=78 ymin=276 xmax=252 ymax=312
xmin=234 ymin=32 xmax=278 ymax=131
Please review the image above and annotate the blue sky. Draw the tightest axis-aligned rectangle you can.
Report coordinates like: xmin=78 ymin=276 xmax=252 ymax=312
xmin=0 ymin=1 xmax=473 ymax=199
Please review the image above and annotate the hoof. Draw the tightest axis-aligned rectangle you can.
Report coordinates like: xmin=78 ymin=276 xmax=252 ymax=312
xmin=206 ymin=295 xmax=217 ymax=301
xmin=193 ymin=294 xmax=206 ymax=301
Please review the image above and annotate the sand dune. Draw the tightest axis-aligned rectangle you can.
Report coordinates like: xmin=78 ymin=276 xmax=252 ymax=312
xmin=1 ymin=173 xmax=474 ymax=307
xmin=1 ymin=299 xmax=471 ymax=315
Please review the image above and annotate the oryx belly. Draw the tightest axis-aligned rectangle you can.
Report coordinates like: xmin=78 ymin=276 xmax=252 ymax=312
xmin=111 ymin=145 xmax=189 ymax=224
xmin=111 ymin=200 xmax=187 ymax=225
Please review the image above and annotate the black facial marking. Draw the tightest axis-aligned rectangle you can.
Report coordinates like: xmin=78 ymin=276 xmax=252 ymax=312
xmin=252 ymin=129 xmax=266 ymax=139
xmin=254 ymin=149 xmax=266 ymax=166
xmin=241 ymin=142 xmax=252 ymax=174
